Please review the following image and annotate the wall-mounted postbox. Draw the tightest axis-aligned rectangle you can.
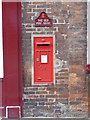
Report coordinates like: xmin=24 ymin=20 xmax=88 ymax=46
xmin=33 ymin=36 xmax=54 ymax=84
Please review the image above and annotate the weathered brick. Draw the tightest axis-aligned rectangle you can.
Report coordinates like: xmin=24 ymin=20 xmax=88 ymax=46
xmin=24 ymin=99 xmax=28 ymax=102
xmin=22 ymin=2 xmax=87 ymax=117
xmin=24 ymin=92 xmax=28 ymax=94
xmin=29 ymin=91 xmax=35 ymax=94
xmin=46 ymin=95 xmax=58 ymax=98
xmin=59 ymin=69 xmax=69 ymax=72
xmin=36 ymin=106 xmax=48 ymax=109
xmin=36 ymin=91 xmax=47 ymax=94
xmin=38 ymin=87 xmax=46 ymax=90
xmin=33 ymin=9 xmax=46 ymax=12
xmin=55 ymin=110 xmax=61 ymax=114
xmin=56 ymin=77 xmax=68 ymax=79
xmin=39 ymin=102 xmax=45 ymax=105
xmin=29 ymin=102 xmax=37 ymax=106
xmin=39 ymin=95 xmax=44 ymax=98
xmin=48 ymin=98 xmax=55 ymax=102
xmin=60 ymin=73 xmax=69 ymax=76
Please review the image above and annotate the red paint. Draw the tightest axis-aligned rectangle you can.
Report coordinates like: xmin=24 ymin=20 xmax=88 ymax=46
xmin=86 ymin=64 xmax=90 ymax=73
xmin=35 ymin=12 xmax=52 ymax=27
xmin=8 ymin=108 xmax=19 ymax=118
xmin=2 ymin=2 xmax=23 ymax=118
xmin=34 ymin=37 xmax=53 ymax=84
xmin=0 ymin=80 xmax=2 ymax=117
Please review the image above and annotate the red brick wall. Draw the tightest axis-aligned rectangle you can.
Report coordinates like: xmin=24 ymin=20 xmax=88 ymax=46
xmin=22 ymin=2 xmax=88 ymax=117
xmin=68 ymin=2 xmax=88 ymax=113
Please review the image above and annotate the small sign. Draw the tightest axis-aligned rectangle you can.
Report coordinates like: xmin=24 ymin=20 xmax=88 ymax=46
xmin=41 ymin=55 xmax=47 ymax=63
xmin=35 ymin=12 xmax=52 ymax=27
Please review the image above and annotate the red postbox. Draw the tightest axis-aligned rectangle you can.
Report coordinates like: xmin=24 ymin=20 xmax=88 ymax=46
xmin=33 ymin=36 xmax=54 ymax=84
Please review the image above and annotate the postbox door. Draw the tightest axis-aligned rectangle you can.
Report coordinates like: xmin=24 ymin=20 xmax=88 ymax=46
xmin=34 ymin=37 xmax=53 ymax=84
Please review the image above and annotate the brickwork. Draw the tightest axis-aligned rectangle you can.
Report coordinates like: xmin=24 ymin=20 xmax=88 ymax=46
xmin=68 ymin=2 xmax=88 ymax=113
xmin=22 ymin=2 xmax=88 ymax=117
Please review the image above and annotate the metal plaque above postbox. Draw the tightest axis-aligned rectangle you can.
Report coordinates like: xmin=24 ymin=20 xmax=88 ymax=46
xmin=35 ymin=12 xmax=52 ymax=27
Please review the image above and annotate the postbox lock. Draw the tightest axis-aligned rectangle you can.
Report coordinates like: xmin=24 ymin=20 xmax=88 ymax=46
xmin=37 ymin=77 xmax=41 ymax=80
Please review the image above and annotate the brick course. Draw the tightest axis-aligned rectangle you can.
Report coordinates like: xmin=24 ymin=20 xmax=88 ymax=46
xmin=22 ymin=2 xmax=88 ymax=117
